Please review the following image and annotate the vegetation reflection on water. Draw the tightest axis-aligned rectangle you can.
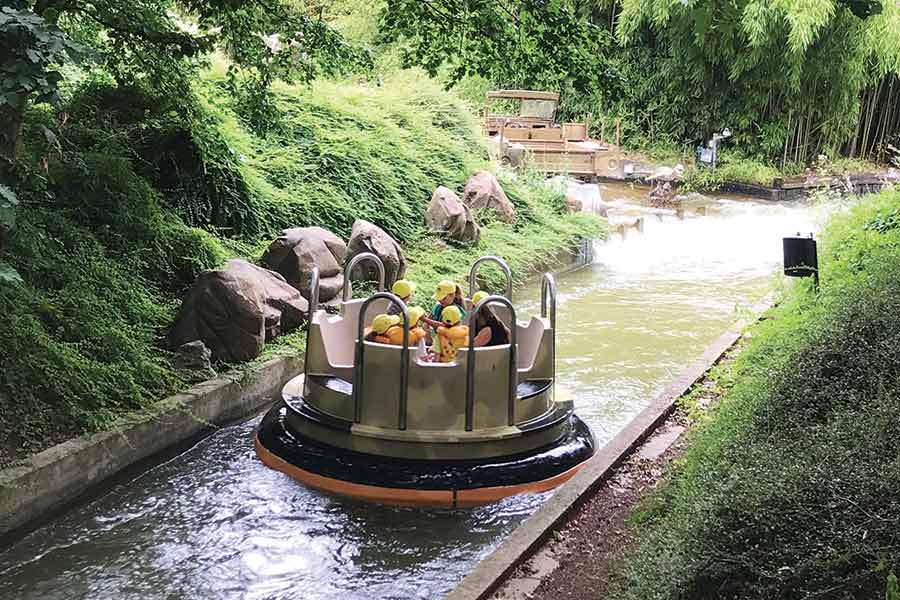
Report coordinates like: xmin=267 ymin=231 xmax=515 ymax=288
xmin=0 ymin=188 xmax=844 ymax=600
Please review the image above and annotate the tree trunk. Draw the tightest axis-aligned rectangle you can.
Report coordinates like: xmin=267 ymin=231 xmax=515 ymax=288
xmin=0 ymin=93 xmax=27 ymax=183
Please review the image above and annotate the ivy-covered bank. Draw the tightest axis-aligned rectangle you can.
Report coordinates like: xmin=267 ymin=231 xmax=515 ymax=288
xmin=618 ymin=189 xmax=900 ymax=599
xmin=0 ymin=73 xmax=603 ymax=467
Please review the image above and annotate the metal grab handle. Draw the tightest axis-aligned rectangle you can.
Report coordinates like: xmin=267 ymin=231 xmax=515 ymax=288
xmin=540 ymin=272 xmax=557 ymax=378
xmin=343 ymin=252 xmax=386 ymax=302
xmin=303 ymin=267 xmax=320 ymax=389
xmin=540 ymin=273 xmax=556 ymax=331
xmin=354 ymin=292 xmax=410 ymax=430
xmin=468 ymin=255 xmax=513 ymax=300
xmin=465 ymin=295 xmax=517 ymax=431
xmin=308 ymin=266 xmax=321 ymax=322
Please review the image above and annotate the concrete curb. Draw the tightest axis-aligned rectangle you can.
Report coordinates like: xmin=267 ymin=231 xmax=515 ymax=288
xmin=445 ymin=300 xmax=773 ymax=600
xmin=0 ymin=353 xmax=302 ymax=540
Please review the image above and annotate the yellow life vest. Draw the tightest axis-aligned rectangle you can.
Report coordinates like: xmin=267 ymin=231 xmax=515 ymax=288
xmin=436 ymin=324 xmax=469 ymax=363
xmin=383 ymin=324 xmax=426 ymax=346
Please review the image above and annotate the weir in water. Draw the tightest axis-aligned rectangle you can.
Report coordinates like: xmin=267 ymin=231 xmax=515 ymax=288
xmin=0 ymin=185 xmax=844 ymax=600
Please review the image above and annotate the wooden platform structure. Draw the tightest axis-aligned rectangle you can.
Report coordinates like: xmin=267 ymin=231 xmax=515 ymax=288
xmin=484 ymin=90 xmax=634 ymax=180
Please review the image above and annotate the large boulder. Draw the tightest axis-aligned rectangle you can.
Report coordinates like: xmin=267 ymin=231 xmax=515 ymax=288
xmin=169 ymin=260 xmax=308 ymax=362
xmin=462 ymin=171 xmax=517 ymax=224
xmin=261 ymin=226 xmax=347 ymax=302
xmin=425 ymin=186 xmax=481 ymax=244
xmin=346 ymin=219 xmax=407 ymax=286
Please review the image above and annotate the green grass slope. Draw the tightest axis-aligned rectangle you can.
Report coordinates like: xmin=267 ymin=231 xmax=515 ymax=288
xmin=1 ymin=72 xmax=603 ymax=465
xmin=621 ymin=189 xmax=900 ymax=599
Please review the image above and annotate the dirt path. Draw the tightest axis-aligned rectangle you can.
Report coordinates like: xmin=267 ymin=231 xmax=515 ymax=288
xmin=491 ymin=347 xmax=739 ymax=600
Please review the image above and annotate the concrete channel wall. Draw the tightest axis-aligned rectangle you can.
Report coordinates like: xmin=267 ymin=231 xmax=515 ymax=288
xmin=0 ymin=354 xmax=302 ymax=540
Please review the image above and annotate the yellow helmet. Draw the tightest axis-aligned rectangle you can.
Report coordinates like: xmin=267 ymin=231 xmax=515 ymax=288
xmin=372 ymin=313 xmax=400 ymax=334
xmin=392 ymin=279 xmax=416 ymax=299
xmin=434 ymin=280 xmax=457 ymax=301
xmin=472 ymin=291 xmax=489 ymax=306
xmin=441 ymin=305 xmax=463 ymax=326
xmin=407 ymin=306 xmax=426 ymax=326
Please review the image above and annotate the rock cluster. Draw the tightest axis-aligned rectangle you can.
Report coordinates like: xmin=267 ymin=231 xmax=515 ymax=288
xmin=261 ymin=226 xmax=347 ymax=303
xmin=346 ymin=219 xmax=407 ymax=286
xmin=462 ymin=170 xmax=517 ymax=224
xmin=169 ymin=260 xmax=307 ymax=362
xmin=425 ymin=171 xmax=519 ymax=243
xmin=171 ymin=169 xmax=523 ymax=366
xmin=425 ymin=186 xmax=480 ymax=244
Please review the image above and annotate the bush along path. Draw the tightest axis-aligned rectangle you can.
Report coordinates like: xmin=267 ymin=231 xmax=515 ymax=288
xmin=496 ymin=188 xmax=900 ymax=599
xmin=0 ymin=72 xmax=604 ymax=469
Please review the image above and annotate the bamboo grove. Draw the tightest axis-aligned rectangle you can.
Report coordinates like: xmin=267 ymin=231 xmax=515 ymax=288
xmin=383 ymin=0 xmax=900 ymax=164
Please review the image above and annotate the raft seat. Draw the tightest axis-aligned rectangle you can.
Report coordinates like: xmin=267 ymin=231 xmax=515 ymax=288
xmin=515 ymin=316 xmax=548 ymax=372
xmin=316 ymin=298 xmax=390 ymax=370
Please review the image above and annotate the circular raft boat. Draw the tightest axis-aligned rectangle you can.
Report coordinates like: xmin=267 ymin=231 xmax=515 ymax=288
xmin=255 ymin=255 xmax=595 ymax=507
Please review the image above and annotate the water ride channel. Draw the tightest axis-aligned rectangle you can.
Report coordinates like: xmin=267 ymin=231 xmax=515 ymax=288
xmin=0 ymin=183 xmax=842 ymax=600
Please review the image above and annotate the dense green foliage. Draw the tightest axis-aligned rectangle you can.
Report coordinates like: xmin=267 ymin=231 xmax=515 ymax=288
xmin=0 ymin=69 xmax=603 ymax=464
xmin=382 ymin=0 xmax=900 ymax=164
xmin=199 ymin=67 xmax=487 ymax=242
xmin=621 ymin=189 xmax=900 ymax=598
xmin=382 ymin=0 xmax=617 ymax=100
xmin=0 ymin=142 xmax=225 ymax=462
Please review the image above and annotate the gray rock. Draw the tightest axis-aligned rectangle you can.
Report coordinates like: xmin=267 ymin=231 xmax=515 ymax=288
xmin=261 ymin=226 xmax=347 ymax=302
xmin=425 ymin=186 xmax=481 ymax=244
xmin=169 ymin=259 xmax=308 ymax=362
xmin=173 ymin=340 xmax=216 ymax=381
xmin=564 ymin=194 xmax=584 ymax=213
xmin=346 ymin=219 xmax=407 ymax=286
xmin=462 ymin=170 xmax=517 ymax=224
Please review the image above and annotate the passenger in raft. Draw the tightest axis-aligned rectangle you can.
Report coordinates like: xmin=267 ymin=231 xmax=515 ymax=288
xmin=387 ymin=279 xmax=416 ymax=315
xmin=423 ymin=280 xmax=466 ymax=329
xmin=470 ymin=290 xmax=511 ymax=347
xmin=364 ymin=309 xmax=427 ymax=346
xmin=364 ymin=313 xmax=401 ymax=344
xmin=435 ymin=305 xmax=469 ymax=363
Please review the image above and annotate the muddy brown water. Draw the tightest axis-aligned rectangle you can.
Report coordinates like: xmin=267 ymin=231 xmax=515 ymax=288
xmin=0 ymin=184 xmax=846 ymax=600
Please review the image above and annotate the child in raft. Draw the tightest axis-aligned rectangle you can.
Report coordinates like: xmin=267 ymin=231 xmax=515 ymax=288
xmin=422 ymin=280 xmax=466 ymax=329
xmin=387 ymin=279 xmax=416 ymax=315
xmin=364 ymin=309 xmax=427 ymax=346
xmin=419 ymin=280 xmax=466 ymax=360
xmin=435 ymin=305 xmax=469 ymax=363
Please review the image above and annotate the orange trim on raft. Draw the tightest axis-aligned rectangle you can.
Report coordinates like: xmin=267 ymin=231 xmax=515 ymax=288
xmin=254 ymin=435 xmax=587 ymax=507
xmin=454 ymin=462 xmax=585 ymax=507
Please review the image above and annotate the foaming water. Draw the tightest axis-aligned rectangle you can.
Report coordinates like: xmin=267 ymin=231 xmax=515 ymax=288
xmin=0 ymin=185 xmax=847 ymax=599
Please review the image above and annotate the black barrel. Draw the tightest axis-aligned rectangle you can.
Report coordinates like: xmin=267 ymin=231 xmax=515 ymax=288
xmin=783 ymin=235 xmax=818 ymax=277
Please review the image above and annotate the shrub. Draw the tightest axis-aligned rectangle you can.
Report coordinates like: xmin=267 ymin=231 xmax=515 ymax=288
xmin=621 ymin=189 xmax=900 ymax=599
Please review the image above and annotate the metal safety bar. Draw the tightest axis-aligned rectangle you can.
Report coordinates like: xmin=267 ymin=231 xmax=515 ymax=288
xmin=342 ymin=252 xmax=386 ymax=302
xmin=353 ymin=292 xmax=410 ymax=430
xmin=468 ymin=256 xmax=513 ymax=300
xmin=540 ymin=273 xmax=557 ymax=331
xmin=465 ymin=295 xmax=517 ymax=431
xmin=302 ymin=266 xmax=320 ymax=387
xmin=540 ymin=272 xmax=557 ymax=377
